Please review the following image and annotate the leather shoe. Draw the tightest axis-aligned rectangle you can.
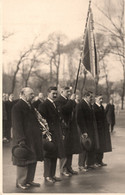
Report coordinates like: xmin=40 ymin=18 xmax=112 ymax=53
xmin=26 ymin=181 xmax=40 ymax=187
xmin=45 ymin=177 xmax=55 ymax=183
xmin=68 ymin=169 xmax=78 ymax=175
xmin=16 ymin=183 xmax=28 ymax=190
xmin=87 ymin=165 xmax=96 ymax=170
xmin=79 ymin=167 xmax=88 ymax=172
xmin=100 ymin=162 xmax=107 ymax=166
xmin=53 ymin=176 xmax=62 ymax=182
xmin=61 ymin=172 xmax=72 ymax=177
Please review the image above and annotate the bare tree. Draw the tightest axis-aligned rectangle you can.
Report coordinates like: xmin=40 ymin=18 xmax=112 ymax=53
xmin=44 ymin=32 xmax=67 ymax=87
xmin=2 ymin=32 xmax=14 ymax=41
xmin=95 ymin=32 xmax=111 ymax=95
xmin=94 ymin=0 xmax=125 ymax=108
xmin=11 ymin=44 xmax=35 ymax=93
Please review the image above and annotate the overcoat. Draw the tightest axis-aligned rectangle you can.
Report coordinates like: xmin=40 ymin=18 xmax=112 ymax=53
xmin=77 ymin=99 xmax=99 ymax=151
xmin=33 ymin=99 xmax=43 ymax=110
xmin=6 ymin=100 xmax=16 ymax=133
xmin=105 ymin=103 xmax=115 ymax=125
xmin=93 ymin=103 xmax=112 ymax=153
xmin=55 ymin=95 xmax=81 ymax=155
xmin=12 ymin=99 xmax=43 ymax=166
xmin=38 ymin=99 xmax=65 ymax=159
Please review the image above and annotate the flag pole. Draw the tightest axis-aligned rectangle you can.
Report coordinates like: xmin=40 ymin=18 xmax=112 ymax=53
xmin=74 ymin=0 xmax=92 ymax=93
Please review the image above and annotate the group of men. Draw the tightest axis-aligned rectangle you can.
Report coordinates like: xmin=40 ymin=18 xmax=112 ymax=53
xmin=10 ymin=86 xmax=112 ymax=190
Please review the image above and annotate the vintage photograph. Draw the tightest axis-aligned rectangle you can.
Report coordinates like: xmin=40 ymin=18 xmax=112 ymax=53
xmin=2 ymin=0 xmax=125 ymax=193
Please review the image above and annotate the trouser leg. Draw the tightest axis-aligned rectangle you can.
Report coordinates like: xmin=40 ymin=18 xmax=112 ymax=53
xmin=59 ymin=158 xmax=67 ymax=175
xmin=26 ymin=162 xmax=37 ymax=183
xmin=3 ymin=120 xmax=7 ymax=138
xmin=50 ymin=158 xmax=57 ymax=178
xmin=78 ymin=150 xmax=87 ymax=167
xmin=96 ymin=153 xmax=103 ymax=164
xmin=6 ymin=123 xmax=11 ymax=140
xmin=16 ymin=166 xmax=28 ymax=185
xmin=111 ymin=124 xmax=114 ymax=132
xmin=87 ymin=149 xmax=96 ymax=166
xmin=44 ymin=158 xmax=51 ymax=178
xmin=65 ymin=154 xmax=72 ymax=171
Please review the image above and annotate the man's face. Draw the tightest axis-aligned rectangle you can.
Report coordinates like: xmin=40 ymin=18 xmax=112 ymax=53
xmin=3 ymin=94 xmax=6 ymax=101
xmin=48 ymin=90 xmax=57 ymax=101
xmin=39 ymin=93 xmax=44 ymax=100
xmin=86 ymin=93 xmax=93 ymax=104
xmin=24 ymin=88 xmax=35 ymax=102
xmin=75 ymin=94 xmax=80 ymax=103
xmin=96 ymin=96 xmax=103 ymax=105
xmin=62 ymin=89 xmax=71 ymax=98
xmin=9 ymin=94 xmax=14 ymax=101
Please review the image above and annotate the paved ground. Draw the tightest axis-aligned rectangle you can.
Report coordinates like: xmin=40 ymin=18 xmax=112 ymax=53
xmin=2 ymin=110 xmax=125 ymax=193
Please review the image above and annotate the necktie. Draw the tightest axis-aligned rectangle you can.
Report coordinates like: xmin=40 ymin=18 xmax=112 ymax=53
xmin=52 ymin=102 xmax=56 ymax=108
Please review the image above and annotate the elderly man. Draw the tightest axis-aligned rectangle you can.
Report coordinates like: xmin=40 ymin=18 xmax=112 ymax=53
xmin=12 ymin=87 xmax=43 ymax=190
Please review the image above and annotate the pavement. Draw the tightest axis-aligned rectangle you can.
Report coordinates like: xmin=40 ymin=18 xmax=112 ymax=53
xmin=2 ymin=110 xmax=125 ymax=193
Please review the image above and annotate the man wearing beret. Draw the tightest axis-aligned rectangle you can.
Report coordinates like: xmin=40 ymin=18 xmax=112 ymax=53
xmin=38 ymin=86 xmax=65 ymax=183
xmin=12 ymin=87 xmax=43 ymax=190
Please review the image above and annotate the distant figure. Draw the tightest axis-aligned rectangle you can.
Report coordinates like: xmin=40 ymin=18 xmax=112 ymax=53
xmin=3 ymin=93 xmax=7 ymax=142
xmin=6 ymin=93 xmax=15 ymax=141
xmin=33 ymin=92 xmax=44 ymax=110
xmin=105 ymin=98 xmax=115 ymax=133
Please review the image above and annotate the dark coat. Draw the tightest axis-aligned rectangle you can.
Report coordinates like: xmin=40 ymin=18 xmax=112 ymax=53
xmin=93 ymin=103 xmax=112 ymax=153
xmin=68 ymin=102 xmax=82 ymax=154
xmin=105 ymin=103 xmax=115 ymax=125
xmin=55 ymin=95 xmax=81 ymax=155
xmin=38 ymin=99 xmax=65 ymax=159
xmin=77 ymin=99 xmax=99 ymax=151
xmin=12 ymin=99 xmax=43 ymax=166
xmin=33 ymin=99 xmax=43 ymax=110
xmin=6 ymin=100 xmax=15 ymax=127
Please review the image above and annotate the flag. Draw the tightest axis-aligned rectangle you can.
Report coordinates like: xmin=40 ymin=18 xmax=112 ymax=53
xmin=82 ymin=8 xmax=98 ymax=77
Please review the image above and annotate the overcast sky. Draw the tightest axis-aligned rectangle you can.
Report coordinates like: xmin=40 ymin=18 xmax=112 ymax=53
xmin=2 ymin=0 xmax=123 ymax=81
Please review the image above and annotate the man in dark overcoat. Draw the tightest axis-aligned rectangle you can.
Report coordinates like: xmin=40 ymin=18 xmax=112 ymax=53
xmin=38 ymin=86 xmax=65 ymax=183
xmin=55 ymin=87 xmax=79 ymax=176
xmin=3 ymin=93 xmax=8 ymax=141
xmin=6 ymin=93 xmax=15 ymax=141
xmin=12 ymin=87 xmax=43 ymax=190
xmin=33 ymin=92 xmax=44 ymax=110
xmin=105 ymin=98 xmax=115 ymax=132
xmin=77 ymin=91 xmax=99 ymax=170
xmin=93 ymin=94 xmax=112 ymax=166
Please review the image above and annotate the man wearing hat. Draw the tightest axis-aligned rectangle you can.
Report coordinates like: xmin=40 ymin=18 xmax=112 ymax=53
xmin=38 ymin=86 xmax=65 ymax=183
xmin=12 ymin=87 xmax=43 ymax=190
xmin=55 ymin=86 xmax=78 ymax=176
xmin=77 ymin=91 xmax=99 ymax=171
